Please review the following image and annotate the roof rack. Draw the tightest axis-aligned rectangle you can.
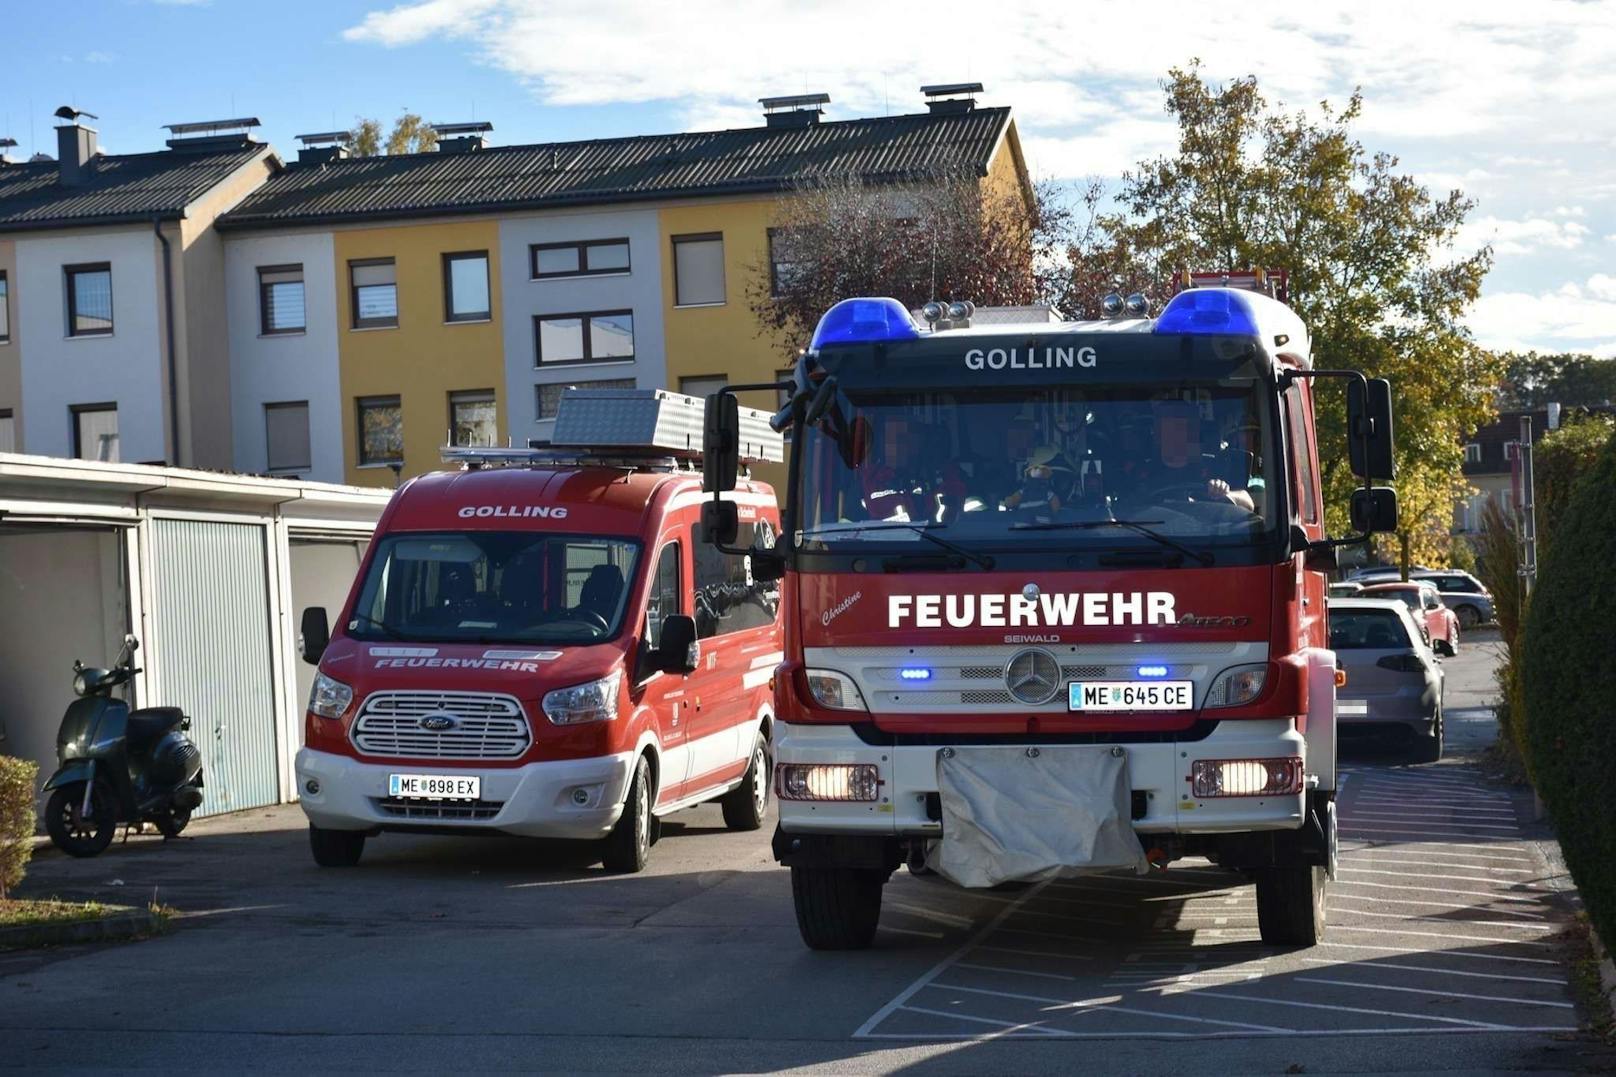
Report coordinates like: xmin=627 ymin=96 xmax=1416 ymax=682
xmin=164 ymin=117 xmax=262 ymax=136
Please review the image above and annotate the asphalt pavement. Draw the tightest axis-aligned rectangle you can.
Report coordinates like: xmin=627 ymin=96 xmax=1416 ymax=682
xmin=5 ymin=628 xmax=1613 ymax=1073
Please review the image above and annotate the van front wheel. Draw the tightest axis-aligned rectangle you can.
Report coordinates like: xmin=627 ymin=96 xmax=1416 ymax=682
xmin=720 ymin=737 xmax=770 ymax=832
xmin=309 ymin=824 xmax=366 ymax=867
xmin=602 ymin=755 xmax=652 ymax=873
xmin=791 ymin=865 xmax=883 ymax=950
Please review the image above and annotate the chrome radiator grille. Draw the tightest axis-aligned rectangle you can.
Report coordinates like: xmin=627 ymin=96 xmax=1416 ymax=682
xmin=352 ymin=691 xmax=530 ymax=760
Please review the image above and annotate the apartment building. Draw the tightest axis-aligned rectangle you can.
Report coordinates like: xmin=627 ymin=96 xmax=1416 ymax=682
xmin=0 ymin=113 xmax=278 ymax=466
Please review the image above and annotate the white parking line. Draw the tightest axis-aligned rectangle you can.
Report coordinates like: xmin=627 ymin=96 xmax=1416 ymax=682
xmin=1340 ymin=830 xmax=1539 ymax=852
xmin=975 ymin=944 xmax=1096 ymax=962
xmin=878 ymin=926 xmax=947 ymax=940
xmin=1317 ymin=941 xmax=1562 ymax=965
xmin=897 ymin=1004 xmax=1069 ymax=1037
xmin=1344 ymin=813 xmax=1523 ymax=831
xmin=926 ymin=982 xmax=1292 ymax=1033
xmin=1300 ymin=957 xmax=1566 ymax=985
xmin=1329 ymin=924 xmax=1555 ymax=947
xmin=1333 ymin=878 xmax=1546 ymax=903
xmin=885 ymin=901 xmax=977 ymax=928
xmin=1295 ymin=976 xmax=1573 ymax=1009
xmin=1328 ymin=894 xmax=1544 ymax=919
xmin=856 ymin=1025 xmax=1581 ymax=1041
xmin=954 ymin=962 xmax=1079 ymax=982
xmin=1337 ymin=858 xmax=1535 ymax=877
xmin=1331 ymin=907 xmax=1558 ymax=930
xmin=1187 ymin=990 xmax=1512 ymax=1029
xmin=1340 ymin=846 xmax=1538 ymax=865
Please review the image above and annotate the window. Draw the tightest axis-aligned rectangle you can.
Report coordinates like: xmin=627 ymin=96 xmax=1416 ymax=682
xmin=65 ymin=263 xmax=113 ymax=337
xmin=72 ymin=404 xmax=119 ymax=462
xmin=450 ymin=389 xmax=497 ymax=447
xmin=536 ymin=377 xmax=636 ymax=420
xmin=689 ymin=520 xmax=778 ymax=639
xmin=1284 ymin=386 xmax=1318 ymax=523
xmin=0 ymin=271 xmax=10 ymax=343
xmin=534 ymin=310 xmax=634 ymax=366
xmin=350 ymin=259 xmax=397 ymax=329
xmin=767 ymin=228 xmax=801 ymax=297
xmin=679 ymin=374 xmax=727 ymax=401
xmin=1328 ymin=608 xmax=1412 ymax=650
xmin=357 ymin=395 xmax=403 ymax=466
xmin=0 ymin=409 xmax=13 ymax=453
xmin=643 ymin=542 xmax=681 ymax=658
xmin=672 ymin=233 xmax=725 ymax=306
xmin=256 ymin=264 xmax=305 ymax=335
xmin=265 ymin=401 xmax=311 ymax=472
xmin=1464 ymin=442 xmax=1482 ymax=465
xmin=443 ymin=251 xmax=491 ymax=322
xmin=530 ymin=239 xmax=631 ymax=279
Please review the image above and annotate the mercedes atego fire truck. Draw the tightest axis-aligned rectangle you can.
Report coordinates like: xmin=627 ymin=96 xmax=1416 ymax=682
xmin=295 ymin=388 xmax=784 ymax=873
xmin=701 ymin=275 xmax=1398 ymax=949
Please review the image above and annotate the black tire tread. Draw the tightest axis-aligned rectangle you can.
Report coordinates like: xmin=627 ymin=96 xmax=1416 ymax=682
xmin=1255 ymin=861 xmax=1327 ymax=946
xmin=791 ymin=865 xmax=883 ymax=950
xmin=308 ymin=824 xmax=365 ymax=867
xmin=602 ymin=756 xmax=651 ymax=874
xmin=719 ymin=738 xmax=768 ymax=832
xmin=45 ymin=784 xmax=116 ymax=858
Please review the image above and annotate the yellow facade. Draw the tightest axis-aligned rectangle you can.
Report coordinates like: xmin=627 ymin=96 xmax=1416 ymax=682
xmin=332 ymin=220 xmax=506 ymax=486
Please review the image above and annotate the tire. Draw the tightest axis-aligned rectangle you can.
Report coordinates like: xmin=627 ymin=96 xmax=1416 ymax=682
xmin=790 ymin=865 xmax=884 ymax=950
xmin=719 ymin=736 xmax=770 ymax=832
xmin=45 ymin=783 xmax=116 ymax=858
xmin=1255 ymin=860 xmax=1327 ymax=946
xmin=308 ymin=823 xmax=366 ymax=867
xmin=1409 ymin=710 xmax=1444 ymax=764
xmin=153 ymin=807 xmax=191 ymax=839
xmin=602 ymin=755 xmax=652 ymax=874
xmin=1456 ymin=604 xmax=1481 ymax=630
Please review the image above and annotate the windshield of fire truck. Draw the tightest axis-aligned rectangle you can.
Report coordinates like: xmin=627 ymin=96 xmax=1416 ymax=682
xmin=348 ymin=531 xmax=642 ymax=644
xmin=796 ymin=384 xmax=1280 ymax=554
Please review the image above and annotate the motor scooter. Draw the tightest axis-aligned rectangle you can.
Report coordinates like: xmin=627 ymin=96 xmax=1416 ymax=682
xmin=41 ymin=635 xmax=204 ymax=857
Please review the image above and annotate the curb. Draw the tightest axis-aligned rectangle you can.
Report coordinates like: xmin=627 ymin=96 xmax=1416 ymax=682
xmin=1591 ymin=922 xmax=1616 ymax=1031
xmin=0 ymin=906 xmax=165 ymax=950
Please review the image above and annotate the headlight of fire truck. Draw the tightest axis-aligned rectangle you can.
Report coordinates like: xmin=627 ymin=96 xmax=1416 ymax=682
xmin=804 ymin=668 xmax=868 ymax=711
xmin=1202 ymin=663 xmax=1267 ymax=708
xmin=543 ymin=671 xmax=623 ymax=725
xmin=308 ymin=671 xmax=354 ymax=720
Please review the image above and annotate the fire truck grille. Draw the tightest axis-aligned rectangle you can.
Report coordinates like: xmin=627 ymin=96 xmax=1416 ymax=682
xmin=958 ymin=665 xmax=1005 ymax=679
xmin=960 ymin=690 xmax=1014 ymax=705
xmin=374 ymin=797 xmax=504 ymax=821
xmin=1063 ymin=665 xmax=1108 ymax=679
xmin=352 ymin=691 xmax=530 ymax=760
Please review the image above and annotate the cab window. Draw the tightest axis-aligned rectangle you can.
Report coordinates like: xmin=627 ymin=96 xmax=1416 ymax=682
xmin=689 ymin=519 xmax=780 ymax=639
xmin=644 ymin=541 xmax=681 ymax=650
xmin=1283 ymin=385 xmax=1319 ymax=524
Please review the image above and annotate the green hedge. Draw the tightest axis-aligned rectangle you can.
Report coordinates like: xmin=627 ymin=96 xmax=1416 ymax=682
xmin=0 ymin=756 xmax=39 ymax=900
xmin=1520 ymin=426 xmax=1616 ymax=946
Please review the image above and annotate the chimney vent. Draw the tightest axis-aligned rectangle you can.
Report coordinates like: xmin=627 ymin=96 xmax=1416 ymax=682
xmin=163 ymin=116 xmax=261 ymax=153
xmin=921 ymin=82 xmax=983 ymax=114
xmin=761 ymin=93 xmax=830 ymax=128
xmin=430 ymin=121 xmax=492 ymax=153
xmin=0 ymin=137 xmax=16 ymax=166
xmin=296 ymin=130 xmax=351 ymax=166
xmin=53 ymin=105 xmax=100 ymax=186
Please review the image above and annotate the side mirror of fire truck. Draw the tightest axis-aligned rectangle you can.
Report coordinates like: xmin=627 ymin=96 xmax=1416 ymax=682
xmin=1347 ymin=378 xmax=1396 ymax=481
xmin=1350 ymin=487 xmax=1399 ymax=534
xmin=703 ymin=393 xmax=740 ymax=494
xmin=702 ymin=500 xmax=739 ymax=547
xmin=300 ymin=606 xmax=330 ymax=665
xmin=654 ymin=614 xmax=701 ymax=675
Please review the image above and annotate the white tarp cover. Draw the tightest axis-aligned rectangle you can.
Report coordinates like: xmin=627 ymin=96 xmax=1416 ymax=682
xmin=930 ymin=747 xmax=1149 ymax=888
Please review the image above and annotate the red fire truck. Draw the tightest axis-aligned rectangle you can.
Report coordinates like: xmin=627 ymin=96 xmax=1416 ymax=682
xmin=702 ymin=281 xmax=1397 ymax=949
xmin=295 ymin=389 xmax=784 ymax=872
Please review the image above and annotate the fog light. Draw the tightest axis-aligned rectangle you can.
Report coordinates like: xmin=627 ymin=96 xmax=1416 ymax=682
xmin=571 ymin=787 xmax=591 ymax=806
xmin=1190 ymin=757 xmax=1303 ymax=798
xmin=776 ymin=763 xmax=881 ymax=802
xmin=304 ymin=778 xmax=320 ymax=796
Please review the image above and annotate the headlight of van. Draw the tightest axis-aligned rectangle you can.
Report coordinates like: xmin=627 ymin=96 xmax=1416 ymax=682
xmin=1204 ymin=663 xmax=1267 ymax=708
xmin=309 ymin=671 xmax=354 ymax=720
xmin=543 ymin=671 xmax=623 ymax=725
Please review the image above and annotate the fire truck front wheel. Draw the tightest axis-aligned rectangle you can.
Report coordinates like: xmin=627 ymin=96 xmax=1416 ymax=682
xmin=1254 ymin=860 xmax=1327 ymax=946
xmin=790 ymin=865 xmax=884 ymax=950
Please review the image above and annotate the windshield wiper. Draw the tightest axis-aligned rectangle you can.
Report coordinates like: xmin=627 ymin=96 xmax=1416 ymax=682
xmin=805 ymin=521 xmax=995 ymax=570
xmin=1009 ymin=518 xmax=1214 ymax=567
xmin=348 ymin=612 xmax=407 ymax=639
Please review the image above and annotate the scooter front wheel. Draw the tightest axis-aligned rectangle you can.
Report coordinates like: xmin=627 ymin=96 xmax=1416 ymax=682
xmin=46 ymin=782 xmax=117 ymax=858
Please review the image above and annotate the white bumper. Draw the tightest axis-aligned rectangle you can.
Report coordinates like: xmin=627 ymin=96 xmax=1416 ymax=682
xmin=295 ymin=748 xmax=636 ymax=840
xmin=774 ymin=718 xmax=1306 ymax=837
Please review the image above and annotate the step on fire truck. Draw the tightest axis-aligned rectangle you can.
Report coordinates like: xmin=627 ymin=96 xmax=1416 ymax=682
xmin=294 ymin=388 xmax=784 ymax=872
xmin=702 ymin=280 xmax=1397 ymax=949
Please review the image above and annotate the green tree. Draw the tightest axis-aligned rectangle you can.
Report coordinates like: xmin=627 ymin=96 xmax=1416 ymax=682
xmin=1064 ymin=64 xmax=1501 ymax=565
xmin=347 ymin=113 xmax=438 ymax=157
xmin=1532 ymin=413 xmax=1616 ymax=556
xmin=1499 ymin=351 xmax=1616 ymax=409
xmin=350 ymin=118 xmax=382 ymax=157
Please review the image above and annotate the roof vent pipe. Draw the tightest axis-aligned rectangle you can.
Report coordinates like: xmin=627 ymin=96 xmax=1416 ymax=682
xmin=431 ymin=121 xmax=492 ymax=153
xmin=53 ymin=105 xmax=99 ymax=186
xmin=921 ymin=83 xmax=983 ymax=115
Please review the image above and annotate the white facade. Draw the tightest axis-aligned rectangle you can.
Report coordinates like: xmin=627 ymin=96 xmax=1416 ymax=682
xmin=15 ymin=225 xmax=167 ymax=463
xmin=223 ymin=230 xmax=345 ymax=482
xmin=498 ymin=208 xmax=667 ymax=442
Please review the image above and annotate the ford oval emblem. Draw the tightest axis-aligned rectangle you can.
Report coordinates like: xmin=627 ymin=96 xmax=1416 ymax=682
xmin=419 ymin=714 xmax=457 ymax=732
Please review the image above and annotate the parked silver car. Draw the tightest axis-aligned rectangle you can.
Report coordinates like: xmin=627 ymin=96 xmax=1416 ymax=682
xmin=1410 ymin=569 xmax=1496 ymax=629
xmin=1329 ymin=597 xmax=1445 ymax=763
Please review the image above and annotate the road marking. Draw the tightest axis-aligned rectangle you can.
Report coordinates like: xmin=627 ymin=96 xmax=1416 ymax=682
xmin=1294 ymin=976 xmax=1573 ymax=1008
xmin=1328 ymin=894 xmax=1544 ymax=919
xmin=885 ymin=901 xmax=977 ymax=928
xmin=1315 ymin=941 xmax=1561 ymax=965
xmin=877 ymin=926 xmax=947 ymax=939
xmin=855 ymin=1026 xmax=1582 ymax=1041
xmin=975 ymin=944 xmax=1096 ymax=961
xmin=896 ymin=1004 xmax=1068 ymax=1037
xmin=1299 ymin=957 xmax=1566 ymax=985
xmin=1331 ymin=907 xmax=1558 ymax=930
xmin=1340 ymin=846 xmax=1538 ymax=866
xmin=954 ymin=962 xmax=1080 ymax=981
xmin=1329 ymin=924 xmax=1555 ymax=947
xmin=926 ymin=982 xmax=1292 ymax=1033
xmin=1333 ymin=878 xmax=1547 ymax=902
xmin=1188 ymin=990 xmax=1512 ymax=1029
xmin=1344 ymin=813 xmax=1522 ymax=831
xmin=1337 ymin=858 xmax=1535 ymax=876
xmin=1340 ymin=830 xmax=1539 ymax=852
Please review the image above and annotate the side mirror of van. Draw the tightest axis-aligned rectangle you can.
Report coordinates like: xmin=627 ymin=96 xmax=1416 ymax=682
xmin=655 ymin=614 xmax=700 ymax=675
xmin=300 ymin=606 xmax=330 ymax=665
xmin=1350 ymin=487 xmax=1399 ymax=534
xmin=702 ymin=500 xmax=739 ymax=547
xmin=1347 ymin=378 xmax=1396 ymax=480
xmin=703 ymin=393 xmax=740 ymax=494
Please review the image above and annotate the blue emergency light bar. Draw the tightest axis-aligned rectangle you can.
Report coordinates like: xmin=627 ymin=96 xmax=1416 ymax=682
xmin=1137 ymin=665 xmax=1169 ymax=678
xmin=809 ymin=297 xmax=923 ymax=350
xmin=1152 ymin=288 xmax=1261 ymax=337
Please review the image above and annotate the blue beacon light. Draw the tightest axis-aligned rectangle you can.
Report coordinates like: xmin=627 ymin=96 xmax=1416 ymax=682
xmin=1137 ymin=665 xmax=1169 ymax=678
xmin=899 ymin=667 xmax=933 ymax=682
xmin=809 ymin=297 xmax=923 ymax=350
xmin=1152 ymin=288 xmax=1261 ymax=337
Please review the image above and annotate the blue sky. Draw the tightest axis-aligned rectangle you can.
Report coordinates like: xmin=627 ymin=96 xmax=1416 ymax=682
xmin=8 ymin=0 xmax=1614 ymax=356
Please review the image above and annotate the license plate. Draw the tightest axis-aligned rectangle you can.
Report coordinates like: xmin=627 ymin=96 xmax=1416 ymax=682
xmin=1068 ymin=681 xmax=1194 ymax=712
xmin=388 ymin=773 xmax=481 ymax=800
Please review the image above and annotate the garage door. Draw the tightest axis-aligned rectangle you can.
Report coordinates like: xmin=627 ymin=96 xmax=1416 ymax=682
xmin=150 ymin=518 xmax=278 ymax=817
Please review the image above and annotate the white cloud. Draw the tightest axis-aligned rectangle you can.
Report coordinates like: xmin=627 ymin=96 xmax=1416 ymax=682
xmin=1457 ymin=214 xmax=1590 ymax=256
xmin=1468 ymin=276 xmax=1616 ymax=357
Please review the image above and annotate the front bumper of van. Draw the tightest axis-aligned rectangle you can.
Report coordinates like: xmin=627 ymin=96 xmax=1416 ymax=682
xmin=295 ymin=747 xmax=636 ymax=840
